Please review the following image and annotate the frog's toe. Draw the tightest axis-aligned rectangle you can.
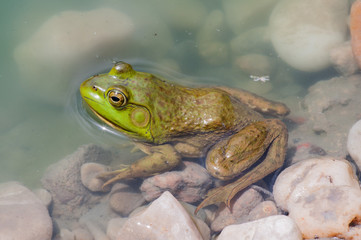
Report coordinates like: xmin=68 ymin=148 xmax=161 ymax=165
xmin=195 ymin=183 xmax=239 ymax=214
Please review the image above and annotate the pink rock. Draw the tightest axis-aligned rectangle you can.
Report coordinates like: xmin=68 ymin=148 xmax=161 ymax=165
xmin=114 ymin=191 xmax=204 ymax=240
xmin=140 ymin=161 xmax=213 ymax=203
xmin=248 ymin=200 xmax=278 ymax=221
xmin=330 ymin=41 xmax=359 ymax=76
xmin=210 ymin=188 xmax=263 ymax=232
xmin=0 ymin=182 xmax=53 ymax=240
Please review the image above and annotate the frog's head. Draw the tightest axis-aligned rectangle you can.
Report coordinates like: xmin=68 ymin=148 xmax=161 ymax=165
xmin=80 ymin=62 xmax=154 ymax=142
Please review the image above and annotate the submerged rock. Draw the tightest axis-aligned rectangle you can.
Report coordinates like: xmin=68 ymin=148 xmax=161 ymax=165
xmin=217 ymin=215 xmax=302 ymax=240
xmin=0 ymin=182 xmax=53 ymax=240
xmin=41 ymin=144 xmax=112 ymax=219
xmin=210 ymin=188 xmax=263 ymax=232
xmin=14 ymin=8 xmax=135 ymax=105
xmin=140 ymin=161 xmax=213 ymax=203
xmin=269 ymin=0 xmax=348 ymax=72
xmin=109 ymin=182 xmax=145 ymax=216
xmin=114 ymin=191 xmax=205 ymax=240
xmin=290 ymin=75 xmax=361 ymax=159
xmin=347 ymin=120 xmax=361 ymax=169
xmin=273 ymin=158 xmax=361 ymax=239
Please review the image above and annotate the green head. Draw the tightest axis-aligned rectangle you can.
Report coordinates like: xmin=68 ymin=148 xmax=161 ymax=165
xmin=80 ymin=62 xmax=154 ymax=142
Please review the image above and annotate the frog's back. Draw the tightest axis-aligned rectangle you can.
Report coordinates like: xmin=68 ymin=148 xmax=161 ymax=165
xmin=150 ymin=86 xmax=262 ymax=144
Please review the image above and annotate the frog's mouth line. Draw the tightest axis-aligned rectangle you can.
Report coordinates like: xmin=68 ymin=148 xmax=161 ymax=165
xmin=86 ymin=104 xmax=134 ymax=134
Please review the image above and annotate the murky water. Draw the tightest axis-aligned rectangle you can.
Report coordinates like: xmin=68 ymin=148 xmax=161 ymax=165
xmin=0 ymin=0 xmax=339 ymax=189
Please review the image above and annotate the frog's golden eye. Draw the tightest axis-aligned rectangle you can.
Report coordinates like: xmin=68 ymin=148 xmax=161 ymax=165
xmin=107 ymin=88 xmax=128 ymax=107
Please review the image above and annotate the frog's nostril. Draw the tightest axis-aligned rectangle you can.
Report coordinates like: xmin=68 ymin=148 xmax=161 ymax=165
xmin=92 ymin=86 xmax=98 ymax=91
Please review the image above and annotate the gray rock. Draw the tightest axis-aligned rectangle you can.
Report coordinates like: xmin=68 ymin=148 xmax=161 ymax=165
xmin=0 ymin=182 xmax=53 ymax=240
xmin=290 ymin=75 xmax=361 ymax=158
xmin=41 ymin=144 xmax=112 ymax=219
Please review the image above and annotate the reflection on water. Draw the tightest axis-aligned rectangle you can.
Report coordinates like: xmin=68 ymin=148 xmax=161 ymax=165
xmin=0 ymin=0 xmax=344 ymax=188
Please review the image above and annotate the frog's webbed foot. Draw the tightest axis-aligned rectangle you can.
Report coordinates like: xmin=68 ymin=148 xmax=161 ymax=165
xmin=195 ymin=119 xmax=287 ymax=214
xmin=97 ymin=165 xmax=131 ymax=189
xmin=97 ymin=144 xmax=182 ymax=189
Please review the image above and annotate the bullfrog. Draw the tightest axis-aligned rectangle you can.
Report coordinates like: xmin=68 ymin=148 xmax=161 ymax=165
xmin=80 ymin=61 xmax=289 ymax=213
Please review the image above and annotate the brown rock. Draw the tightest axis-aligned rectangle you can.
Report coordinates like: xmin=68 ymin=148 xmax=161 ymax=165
xmin=210 ymin=188 xmax=263 ymax=232
xmin=140 ymin=161 xmax=213 ymax=203
xmin=109 ymin=183 xmax=145 ymax=216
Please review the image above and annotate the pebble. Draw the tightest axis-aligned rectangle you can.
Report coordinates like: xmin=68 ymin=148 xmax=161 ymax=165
xmin=109 ymin=183 xmax=145 ymax=216
xmin=248 ymin=200 xmax=279 ymax=220
xmin=329 ymin=41 xmax=359 ymax=76
xmin=222 ymin=0 xmax=279 ymax=34
xmin=233 ymin=54 xmax=275 ymax=76
xmin=140 ymin=161 xmax=213 ymax=203
xmin=114 ymin=191 xmax=204 ymax=240
xmin=0 ymin=182 xmax=53 ymax=240
xmin=81 ymin=162 xmax=110 ymax=192
xmin=217 ymin=215 xmax=302 ymax=240
xmin=229 ymin=27 xmax=270 ymax=55
xmin=269 ymin=0 xmax=348 ymax=72
xmin=197 ymin=10 xmax=229 ymax=66
xmin=347 ymin=119 xmax=361 ymax=169
xmin=273 ymin=158 xmax=361 ymax=238
xmin=210 ymin=188 xmax=263 ymax=232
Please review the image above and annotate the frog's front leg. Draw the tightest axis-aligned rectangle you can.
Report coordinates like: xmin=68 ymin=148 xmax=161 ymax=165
xmin=195 ymin=119 xmax=287 ymax=213
xmin=98 ymin=144 xmax=181 ymax=188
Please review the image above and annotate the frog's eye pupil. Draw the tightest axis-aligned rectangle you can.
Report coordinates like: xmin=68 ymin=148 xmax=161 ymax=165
xmin=111 ymin=96 xmax=120 ymax=102
xmin=108 ymin=89 xmax=127 ymax=107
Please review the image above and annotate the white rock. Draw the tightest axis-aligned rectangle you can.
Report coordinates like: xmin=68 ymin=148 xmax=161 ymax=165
xmin=273 ymin=158 xmax=361 ymax=239
xmin=113 ymin=191 xmax=203 ymax=240
xmin=288 ymin=186 xmax=361 ymax=239
xmin=274 ymin=158 xmax=359 ymax=211
xmin=217 ymin=215 xmax=302 ymax=240
xmin=0 ymin=182 xmax=53 ymax=240
xmin=347 ymin=120 xmax=361 ymax=168
xmin=33 ymin=188 xmax=52 ymax=209
xmin=269 ymin=0 xmax=348 ymax=72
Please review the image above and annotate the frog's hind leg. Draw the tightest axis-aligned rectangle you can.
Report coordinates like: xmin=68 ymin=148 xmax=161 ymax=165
xmin=217 ymin=86 xmax=290 ymax=117
xmin=195 ymin=119 xmax=287 ymax=214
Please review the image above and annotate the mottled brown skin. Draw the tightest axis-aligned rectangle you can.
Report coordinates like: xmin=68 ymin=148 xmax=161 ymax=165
xmin=80 ymin=62 xmax=289 ymax=213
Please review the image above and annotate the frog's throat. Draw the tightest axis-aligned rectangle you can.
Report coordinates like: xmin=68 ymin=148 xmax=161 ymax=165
xmin=87 ymin=105 xmax=133 ymax=135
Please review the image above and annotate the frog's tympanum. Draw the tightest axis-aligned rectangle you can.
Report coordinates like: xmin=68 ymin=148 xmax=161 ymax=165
xmin=80 ymin=62 xmax=289 ymax=213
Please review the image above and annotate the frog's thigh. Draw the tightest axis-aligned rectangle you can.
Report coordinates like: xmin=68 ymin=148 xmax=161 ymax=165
xmin=205 ymin=119 xmax=286 ymax=180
